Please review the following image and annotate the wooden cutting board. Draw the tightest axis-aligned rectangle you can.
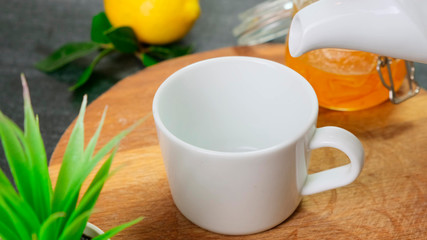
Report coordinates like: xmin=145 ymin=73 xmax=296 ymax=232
xmin=50 ymin=44 xmax=427 ymax=239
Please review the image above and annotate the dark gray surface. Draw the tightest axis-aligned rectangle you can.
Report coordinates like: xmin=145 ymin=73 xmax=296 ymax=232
xmin=1 ymin=0 xmax=426 ymax=181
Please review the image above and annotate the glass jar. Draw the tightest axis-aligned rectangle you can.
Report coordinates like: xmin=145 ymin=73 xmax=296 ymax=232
xmin=284 ymin=0 xmax=407 ymax=111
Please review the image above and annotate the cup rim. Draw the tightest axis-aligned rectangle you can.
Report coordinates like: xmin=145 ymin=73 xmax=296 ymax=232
xmin=152 ymin=56 xmax=318 ymax=156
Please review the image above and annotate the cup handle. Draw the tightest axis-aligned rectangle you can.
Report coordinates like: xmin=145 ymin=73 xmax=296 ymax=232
xmin=301 ymin=126 xmax=364 ymax=196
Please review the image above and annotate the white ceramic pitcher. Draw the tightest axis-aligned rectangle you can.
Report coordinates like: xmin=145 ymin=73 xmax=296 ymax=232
xmin=288 ymin=0 xmax=427 ymax=64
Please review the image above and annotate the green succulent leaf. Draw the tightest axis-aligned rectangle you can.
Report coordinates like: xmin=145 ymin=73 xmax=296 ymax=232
xmin=58 ymin=210 xmax=93 ymax=240
xmin=82 ymin=106 xmax=107 ymax=163
xmin=0 ymin=186 xmax=28 ymax=239
xmin=0 ymin=112 xmax=36 ymax=213
xmin=0 ymin=220 xmax=21 ymax=240
xmin=0 ymin=171 xmax=22 ymax=236
xmin=38 ymin=212 xmax=66 ymax=240
xmin=75 ymin=113 xmax=151 ymax=194
xmin=0 ymin=76 xmax=148 ymax=240
xmin=92 ymin=217 xmax=144 ymax=240
xmin=91 ymin=12 xmax=113 ymax=44
xmin=21 ymin=75 xmax=52 ymax=221
xmin=51 ymin=95 xmax=88 ymax=237
xmin=0 ymin=181 xmax=38 ymax=239
xmin=87 ymin=114 xmax=151 ymax=177
xmin=105 ymin=27 xmax=139 ymax=53
xmin=62 ymin=148 xmax=117 ymax=240
xmin=35 ymin=42 xmax=101 ymax=72
xmin=69 ymin=48 xmax=114 ymax=91
xmin=0 ymin=138 xmax=41 ymax=238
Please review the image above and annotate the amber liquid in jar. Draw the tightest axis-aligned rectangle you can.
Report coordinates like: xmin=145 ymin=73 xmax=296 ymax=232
xmin=285 ymin=0 xmax=407 ymax=111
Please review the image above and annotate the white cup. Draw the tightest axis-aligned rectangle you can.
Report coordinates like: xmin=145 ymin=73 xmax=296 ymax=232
xmin=153 ymin=57 xmax=364 ymax=235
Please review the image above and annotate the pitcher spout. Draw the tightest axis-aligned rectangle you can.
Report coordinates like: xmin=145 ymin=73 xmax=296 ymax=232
xmin=288 ymin=0 xmax=427 ymax=64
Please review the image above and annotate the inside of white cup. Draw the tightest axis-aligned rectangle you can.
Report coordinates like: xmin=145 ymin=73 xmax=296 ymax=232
xmin=155 ymin=57 xmax=317 ymax=153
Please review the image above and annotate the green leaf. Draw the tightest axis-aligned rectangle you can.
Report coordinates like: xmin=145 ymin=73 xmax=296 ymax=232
xmin=0 ymin=106 xmax=45 ymax=234
xmin=87 ymin=113 xmax=151 ymax=177
xmin=105 ymin=27 xmax=139 ymax=53
xmin=92 ymin=217 xmax=143 ymax=240
xmin=0 ymin=170 xmax=36 ymax=239
xmin=0 ymin=112 xmax=35 ymax=210
xmin=0 ymin=220 xmax=21 ymax=240
xmin=148 ymin=44 xmax=193 ymax=60
xmin=55 ymin=114 xmax=151 ymax=239
xmin=38 ymin=212 xmax=66 ymax=240
xmin=62 ymin=149 xmax=117 ymax=240
xmin=21 ymin=74 xmax=52 ymax=221
xmin=51 ymin=95 xmax=88 ymax=238
xmin=141 ymin=53 xmax=159 ymax=67
xmin=76 ymin=113 xmax=151 ymax=195
xmin=0 ymin=111 xmax=46 ymax=226
xmin=0 ymin=172 xmax=22 ymax=235
xmin=57 ymin=114 xmax=150 ymax=240
xmin=58 ymin=210 xmax=93 ymax=240
xmin=69 ymin=47 xmax=113 ymax=91
xmin=91 ymin=12 xmax=113 ymax=44
xmin=82 ymin=106 xmax=107 ymax=163
xmin=0 ymin=195 xmax=32 ymax=240
xmin=35 ymin=42 xmax=101 ymax=72
xmin=0 ymin=168 xmax=41 ymax=238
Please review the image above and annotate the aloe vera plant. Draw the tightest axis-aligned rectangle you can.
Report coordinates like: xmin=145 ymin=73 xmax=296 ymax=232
xmin=0 ymin=74 xmax=146 ymax=240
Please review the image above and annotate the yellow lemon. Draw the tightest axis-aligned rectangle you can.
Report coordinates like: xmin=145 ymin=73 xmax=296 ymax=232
xmin=104 ymin=0 xmax=200 ymax=45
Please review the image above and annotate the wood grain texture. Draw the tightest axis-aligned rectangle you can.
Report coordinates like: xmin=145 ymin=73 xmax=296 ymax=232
xmin=50 ymin=44 xmax=427 ymax=239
